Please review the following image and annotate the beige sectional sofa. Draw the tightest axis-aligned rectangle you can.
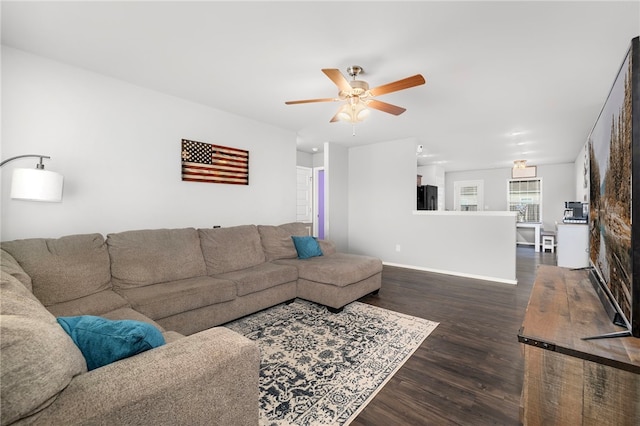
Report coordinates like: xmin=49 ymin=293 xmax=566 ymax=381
xmin=0 ymin=222 xmax=382 ymax=425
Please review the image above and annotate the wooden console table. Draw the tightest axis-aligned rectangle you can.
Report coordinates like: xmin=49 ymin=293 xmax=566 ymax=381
xmin=518 ymin=265 xmax=640 ymax=425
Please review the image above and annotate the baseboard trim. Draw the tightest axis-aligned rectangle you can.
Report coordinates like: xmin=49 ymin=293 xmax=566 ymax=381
xmin=382 ymin=262 xmax=518 ymax=285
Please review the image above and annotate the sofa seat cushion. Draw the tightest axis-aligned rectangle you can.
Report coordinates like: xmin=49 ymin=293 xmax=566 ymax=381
xmin=162 ymin=330 xmax=185 ymax=343
xmin=1 ymin=272 xmax=87 ymax=425
xmin=107 ymin=228 xmax=207 ymax=290
xmin=45 ymin=289 xmax=130 ymax=318
xmin=275 ymin=253 xmax=383 ymax=287
xmin=214 ymin=262 xmax=298 ymax=297
xmin=199 ymin=225 xmax=266 ymax=275
xmin=116 ymin=276 xmax=236 ymax=320
xmin=100 ymin=307 xmax=167 ymax=332
xmin=2 ymin=233 xmax=112 ymax=306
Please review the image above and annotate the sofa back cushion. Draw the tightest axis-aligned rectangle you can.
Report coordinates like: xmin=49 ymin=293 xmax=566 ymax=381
xmin=107 ymin=228 xmax=207 ymax=289
xmin=198 ymin=225 xmax=266 ymax=275
xmin=1 ymin=249 xmax=32 ymax=292
xmin=0 ymin=272 xmax=87 ymax=424
xmin=1 ymin=234 xmax=112 ymax=306
xmin=279 ymin=222 xmax=312 ymax=237
xmin=258 ymin=223 xmax=311 ymax=261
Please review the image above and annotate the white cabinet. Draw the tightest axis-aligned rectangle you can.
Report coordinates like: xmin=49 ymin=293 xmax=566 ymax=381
xmin=556 ymin=224 xmax=589 ymax=268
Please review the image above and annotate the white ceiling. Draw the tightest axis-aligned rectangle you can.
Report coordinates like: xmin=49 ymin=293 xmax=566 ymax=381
xmin=2 ymin=1 xmax=639 ymax=172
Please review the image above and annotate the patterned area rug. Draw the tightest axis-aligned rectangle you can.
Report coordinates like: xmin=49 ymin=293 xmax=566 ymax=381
xmin=225 ymin=299 xmax=439 ymax=426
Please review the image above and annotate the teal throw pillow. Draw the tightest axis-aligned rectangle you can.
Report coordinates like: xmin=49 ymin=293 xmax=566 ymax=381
xmin=57 ymin=315 xmax=165 ymax=371
xmin=291 ymin=236 xmax=323 ymax=259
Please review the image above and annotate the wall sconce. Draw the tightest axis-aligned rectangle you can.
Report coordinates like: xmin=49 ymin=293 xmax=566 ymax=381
xmin=512 ymin=159 xmax=537 ymax=178
xmin=513 ymin=159 xmax=527 ymax=169
xmin=0 ymin=155 xmax=64 ymax=202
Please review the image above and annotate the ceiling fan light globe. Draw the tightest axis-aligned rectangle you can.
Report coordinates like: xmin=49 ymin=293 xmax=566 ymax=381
xmin=336 ymin=104 xmax=352 ymax=122
xmin=336 ymin=101 xmax=369 ymax=123
xmin=337 ymin=113 xmax=352 ymax=122
xmin=357 ymin=108 xmax=370 ymax=121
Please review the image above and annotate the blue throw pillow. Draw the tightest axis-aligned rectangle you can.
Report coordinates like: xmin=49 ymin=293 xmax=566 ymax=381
xmin=291 ymin=236 xmax=323 ymax=259
xmin=57 ymin=315 xmax=165 ymax=371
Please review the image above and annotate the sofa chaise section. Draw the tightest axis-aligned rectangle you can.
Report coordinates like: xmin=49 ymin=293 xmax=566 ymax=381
xmin=277 ymin=253 xmax=382 ymax=311
xmin=257 ymin=223 xmax=383 ymax=311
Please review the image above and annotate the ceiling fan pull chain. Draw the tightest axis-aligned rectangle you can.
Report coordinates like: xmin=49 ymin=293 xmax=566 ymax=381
xmin=352 ymin=124 xmax=356 ymax=136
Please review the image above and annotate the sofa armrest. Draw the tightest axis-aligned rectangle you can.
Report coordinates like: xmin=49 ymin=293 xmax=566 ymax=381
xmin=33 ymin=327 xmax=259 ymax=426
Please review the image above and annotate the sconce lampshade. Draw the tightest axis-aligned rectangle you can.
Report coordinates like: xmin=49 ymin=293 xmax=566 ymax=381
xmin=10 ymin=168 xmax=64 ymax=202
xmin=513 ymin=159 xmax=527 ymax=169
xmin=337 ymin=100 xmax=370 ymax=123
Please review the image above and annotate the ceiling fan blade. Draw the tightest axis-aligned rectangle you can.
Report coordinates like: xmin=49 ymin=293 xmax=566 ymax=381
xmin=367 ymin=99 xmax=406 ymax=115
xmin=285 ymin=98 xmax=337 ymax=105
xmin=329 ymin=104 xmax=344 ymax=122
xmin=322 ymin=69 xmax=352 ymax=92
xmin=369 ymin=74 xmax=426 ymax=97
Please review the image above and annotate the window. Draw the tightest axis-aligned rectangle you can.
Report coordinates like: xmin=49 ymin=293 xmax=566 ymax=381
xmin=508 ymin=178 xmax=542 ymax=223
xmin=459 ymin=186 xmax=478 ymax=211
xmin=454 ymin=180 xmax=484 ymax=211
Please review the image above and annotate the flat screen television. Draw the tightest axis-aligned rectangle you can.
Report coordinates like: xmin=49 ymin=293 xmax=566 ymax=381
xmin=587 ymin=36 xmax=639 ymax=339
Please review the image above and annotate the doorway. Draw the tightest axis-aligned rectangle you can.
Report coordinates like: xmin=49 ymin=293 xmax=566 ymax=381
xmin=314 ymin=167 xmax=325 ymax=239
xmin=296 ymin=166 xmax=313 ymax=223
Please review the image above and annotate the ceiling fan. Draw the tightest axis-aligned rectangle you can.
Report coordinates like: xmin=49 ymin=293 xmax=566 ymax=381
xmin=285 ymin=66 xmax=426 ymax=123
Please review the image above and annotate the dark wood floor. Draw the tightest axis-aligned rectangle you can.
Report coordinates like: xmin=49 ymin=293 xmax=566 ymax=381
xmin=352 ymin=246 xmax=556 ymax=426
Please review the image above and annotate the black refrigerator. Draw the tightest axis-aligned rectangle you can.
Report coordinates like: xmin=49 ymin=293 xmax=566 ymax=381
xmin=417 ymin=185 xmax=438 ymax=210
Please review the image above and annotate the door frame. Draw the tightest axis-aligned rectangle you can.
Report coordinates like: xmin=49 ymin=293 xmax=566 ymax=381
xmin=313 ymin=167 xmax=325 ymax=238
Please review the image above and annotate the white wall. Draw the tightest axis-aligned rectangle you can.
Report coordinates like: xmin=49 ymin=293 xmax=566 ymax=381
xmin=324 ymin=142 xmax=348 ymax=251
xmin=348 ymin=137 xmax=416 ymax=257
xmin=312 ymin=152 xmax=324 ymax=168
xmin=296 ymin=151 xmax=313 ymax=168
xmin=398 ymin=211 xmax=516 ymax=283
xmin=445 ymin=163 xmax=575 ymax=231
xmin=538 ymin=163 xmax=577 ymax=228
xmin=444 ymin=168 xmax=511 ymax=212
xmin=1 ymin=47 xmax=297 ymax=241
xmin=348 ymin=138 xmax=516 ymax=283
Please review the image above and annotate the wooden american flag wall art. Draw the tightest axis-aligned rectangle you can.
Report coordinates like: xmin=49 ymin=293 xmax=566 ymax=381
xmin=181 ymin=139 xmax=249 ymax=185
